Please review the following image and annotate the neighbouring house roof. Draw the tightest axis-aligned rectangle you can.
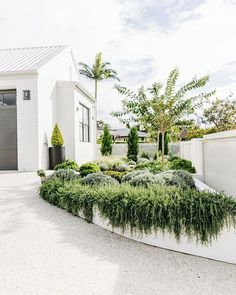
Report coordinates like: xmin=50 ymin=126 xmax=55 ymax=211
xmin=0 ymin=45 xmax=68 ymax=73
xmin=110 ymin=128 xmax=148 ymax=138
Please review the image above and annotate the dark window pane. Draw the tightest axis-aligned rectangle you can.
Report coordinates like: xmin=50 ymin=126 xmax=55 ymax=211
xmin=0 ymin=94 xmax=3 ymax=106
xmin=79 ymin=103 xmax=90 ymax=142
xmin=4 ymin=93 xmax=16 ymax=106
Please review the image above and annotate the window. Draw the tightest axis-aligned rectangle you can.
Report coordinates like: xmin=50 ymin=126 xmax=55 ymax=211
xmin=0 ymin=90 xmax=16 ymax=107
xmin=79 ymin=104 xmax=90 ymax=142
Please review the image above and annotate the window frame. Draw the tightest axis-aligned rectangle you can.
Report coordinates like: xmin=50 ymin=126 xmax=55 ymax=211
xmin=0 ymin=89 xmax=16 ymax=107
xmin=79 ymin=103 xmax=90 ymax=142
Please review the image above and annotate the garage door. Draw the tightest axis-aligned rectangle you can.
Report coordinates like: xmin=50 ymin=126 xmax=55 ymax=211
xmin=0 ymin=90 xmax=17 ymax=170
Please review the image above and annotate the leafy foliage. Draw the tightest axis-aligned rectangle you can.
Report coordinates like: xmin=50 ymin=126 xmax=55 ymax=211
xmin=37 ymin=169 xmax=46 ymax=177
xmin=115 ymin=163 xmax=129 ymax=172
xmin=80 ymin=172 xmax=119 ymax=186
xmin=104 ymin=170 xmax=127 ymax=182
xmin=51 ymin=124 xmax=64 ymax=147
xmin=122 ymin=169 xmax=149 ymax=183
xmin=169 ymin=157 xmax=196 ymax=173
xmin=79 ymin=163 xmax=100 ymax=177
xmin=202 ymin=97 xmax=236 ymax=128
xmin=54 ymin=160 xmax=79 ymax=172
xmin=39 ymin=178 xmax=236 ymax=244
xmin=113 ymin=67 xmax=215 ymax=165
xmin=79 ymin=52 xmax=119 ymax=99
xmin=51 ymin=169 xmax=79 ymax=181
xmin=127 ymin=127 xmax=139 ymax=162
xmin=100 ymin=125 xmax=113 ymax=156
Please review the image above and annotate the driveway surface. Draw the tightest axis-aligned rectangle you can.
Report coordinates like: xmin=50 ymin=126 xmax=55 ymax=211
xmin=0 ymin=172 xmax=236 ymax=295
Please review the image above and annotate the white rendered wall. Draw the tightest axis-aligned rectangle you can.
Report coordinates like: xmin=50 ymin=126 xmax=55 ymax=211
xmin=0 ymin=74 xmax=39 ymax=171
xmin=178 ymin=130 xmax=236 ymax=197
xmin=37 ymin=47 xmax=78 ymax=169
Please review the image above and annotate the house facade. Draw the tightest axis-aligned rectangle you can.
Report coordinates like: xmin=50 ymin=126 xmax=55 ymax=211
xmin=0 ymin=46 xmax=96 ymax=171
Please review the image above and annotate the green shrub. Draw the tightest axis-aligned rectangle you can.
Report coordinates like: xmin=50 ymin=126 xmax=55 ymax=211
xmin=79 ymin=163 xmax=100 ymax=177
xmin=169 ymin=158 xmax=196 ymax=173
xmin=130 ymin=172 xmax=160 ymax=188
xmin=127 ymin=160 xmax=136 ymax=166
xmin=104 ymin=170 xmax=126 ymax=182
xmin=100 ymin=125 xmax=113 ymax=156
xmin=51 ymin=123 xmax=64 ymax=146
xmin=136 ymin=160 xmax=163 ymax=174
xmin=98 ymin=163 xmax=109 ymax=171
xmin=80 ymin=172 xmax=119 ymax=186
xmin=127 ymin=127 xmax=139 ymax=162
xmin=156 ymin=170 xmax=195 ymax=189
xmin=39 ymin=178 xmax=236 ymax=244
xmin=140 ymin=151 xmax=150 ymax=159
xmin=37 ymin=169 xmax=46 ymax=177
xmin=115 ymin=163 xmax=129 ymax=172
xmin=122 ymin=169 xmax=149 ymax=183
xmin=137 ymin=158 xmax=151 ymax=165
xmin=51 ymin=169 xmax=79 ymax=181
xmin=54 ymin=160 xmax=79 ymax=172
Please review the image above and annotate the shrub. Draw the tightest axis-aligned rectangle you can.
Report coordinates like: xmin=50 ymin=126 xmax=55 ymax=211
xmin=51 ymin=123 xmax=64 ymax=146
xmin=79 ymin=163 xmax=100 ymax=177
xmin=100 ymin=125 xmax=112 ymax=156
xmin=80 ymin=172 xmax=119 ymax=186
xmin=115 ymin=163 xmax=129 ymax=172
xmin=136 ymin=160 xmax=163 ymax=174
xmin=127 ymin=160 xmax=136 ymax=166
xmin=51 ymin=169 xmax=79 ymax=181
xmin=140 ymin=151 xmax=150 ymax=159
xmin=130 ymin=172 xmax=160 ymax=188
xmin=54 ymin=160 xmax=79 ymax=172
xmin=137 ymin=158 xmax=150 ymax=165
xmin=122 ymin=169 xmax=149 ymax=183
xmin=39 ymin=178 xmax=236 ymax=244
xmin=37 ymin=169 xmax=46 ymax=177
xmin=104 ymin=170 xmax=126 ymax=182
xmin=155 ymin=170 xmax=195 ymax=189
xmin=172 ymin=170 xmax=196 ymax=189
xmin=98 ymin=163 xmax=109 ymax=171
xmin=169 ymin=158 xmax=196 ymax=173
xmin=127 ymin=127 xmax=139 ymax=162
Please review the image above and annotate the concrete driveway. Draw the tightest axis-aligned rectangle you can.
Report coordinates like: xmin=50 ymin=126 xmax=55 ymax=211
xmin=0 ymin=172 xmax=236 ymax=295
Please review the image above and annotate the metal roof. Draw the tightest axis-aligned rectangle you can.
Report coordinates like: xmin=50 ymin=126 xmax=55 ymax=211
xmin=110 ymin=128 xmax=148 ymax=137
xmin=0 ymin=45 xmax=68 ymax=73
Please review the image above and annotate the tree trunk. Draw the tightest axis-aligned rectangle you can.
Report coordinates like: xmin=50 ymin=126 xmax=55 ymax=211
xmin=161 ymin=131 xmax=165 ymax=166
xmin=95 ymin=79 xmax=98 ymax=100
xmin=156 ymin=130 xmax=160 ymax=159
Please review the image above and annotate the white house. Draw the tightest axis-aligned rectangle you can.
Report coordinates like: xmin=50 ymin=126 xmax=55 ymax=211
xmin=0 ymin=45 xmax=96 ymax=171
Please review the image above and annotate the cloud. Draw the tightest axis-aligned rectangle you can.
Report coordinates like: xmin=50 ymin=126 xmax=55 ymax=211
xmin=0 ymin=0 xmax=236 ymax=127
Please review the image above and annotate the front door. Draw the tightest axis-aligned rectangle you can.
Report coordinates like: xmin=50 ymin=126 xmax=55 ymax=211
xmin=0 ymin=89 xmax=17 ymax=170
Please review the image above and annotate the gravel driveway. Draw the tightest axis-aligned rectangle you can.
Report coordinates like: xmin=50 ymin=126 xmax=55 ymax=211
xmin=0 ymin=172 xmax=236 ymax=295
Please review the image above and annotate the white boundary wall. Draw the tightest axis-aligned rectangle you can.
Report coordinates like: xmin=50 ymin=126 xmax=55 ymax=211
xmin=77 ymin=179 xmax=236 ymax=264
xmin=176 ymin=130 xmax=236 ymax=197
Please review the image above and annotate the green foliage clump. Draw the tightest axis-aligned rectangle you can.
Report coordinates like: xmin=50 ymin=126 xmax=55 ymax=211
xmin=79 ymin=163 xmax=100 ymax=177
xmin=54 ymin=160 xmax=79 ymax=172
xmin=39 ymin=178 xmax=236 ymax=244
xmin=51 ymin=169 xmax=79 ymax=181
xmin=140 ymin=151 xmax=150 ymax=159
xmin=100 ymin=125 xmax=113 ymax=156
xmin=115 ymin=163 xmax=129 ymax=172
xmin=37 ymin=169 xmax=46 ymax=177
xmin=122 ymin=169 xmax=149 ymax=183
xmin=137 ymin=158 xmax=151 ymax=165
xmin=104 ymin=170 xmax=126 ymax=183
xmin=169 ymin=157 xmax=196 ymax=173
xmin=130 ymin=172 xmax=160 ymax=188
xmin=136 ymin=160 xmax=163 ymax=174
xmin=127 ymin=160 xmax=136 ymax=166
xmin=156 ymin=170 xmax=195 ymax=189
xmin=51 ymin=124 xmax=64 ymax=147
xmin=98 ymin=163 xmax=109 ymax=171
xmin=127 ymin=127 xmax=139 ymax=162
xmin=80 ymin=172 xmax=119 ymax=186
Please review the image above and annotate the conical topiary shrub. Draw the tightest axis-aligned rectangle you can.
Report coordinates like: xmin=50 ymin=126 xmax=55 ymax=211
xmin=51 ymin=124 xmax=64 ymax=147
xmin=100 ymin=125 xmax=112 ymax=156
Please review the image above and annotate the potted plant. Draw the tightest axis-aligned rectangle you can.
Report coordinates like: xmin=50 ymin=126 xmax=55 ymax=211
xmin=49 ymin=123 xmax=66 ymax=169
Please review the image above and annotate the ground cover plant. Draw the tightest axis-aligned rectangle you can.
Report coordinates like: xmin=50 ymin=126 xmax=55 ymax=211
xmin=39 ymin=176 xmax=236 ymax=245
xmin=54 ymin=160 xmax=79 ymax=172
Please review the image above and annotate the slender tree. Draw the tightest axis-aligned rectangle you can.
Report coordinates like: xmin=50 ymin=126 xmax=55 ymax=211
xmin=113 ymin=67 xmax=215 ymax=165
xmin=100 ymin=125 xmax=113 ymax=156
xmin=127 ymin=127 xmax=139 ymax=162
xmin=79 ymin=52 xmax=120 ymax=100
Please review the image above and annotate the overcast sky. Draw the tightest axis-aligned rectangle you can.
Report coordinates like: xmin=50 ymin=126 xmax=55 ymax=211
xmin=1 ymin=0 xmax=236 ymax=127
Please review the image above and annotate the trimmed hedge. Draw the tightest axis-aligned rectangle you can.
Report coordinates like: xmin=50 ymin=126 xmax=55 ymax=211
xmin=39 ymin=177 xmax=236 ymax=245
xmin=79 ymin=163 xmax=100 ymax=177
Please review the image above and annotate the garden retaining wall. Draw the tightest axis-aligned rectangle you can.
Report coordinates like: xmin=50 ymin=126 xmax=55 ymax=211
xmin=77 ymin=179 xmax=236 ymax=264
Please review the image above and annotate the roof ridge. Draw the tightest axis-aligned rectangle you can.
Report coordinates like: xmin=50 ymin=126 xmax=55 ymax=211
xmin=0 ymin=45 xmax=68 ymax=51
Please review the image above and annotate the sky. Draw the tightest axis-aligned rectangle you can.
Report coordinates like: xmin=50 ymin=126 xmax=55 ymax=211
xmin=1 ymin=0 xmax=236 ymax=127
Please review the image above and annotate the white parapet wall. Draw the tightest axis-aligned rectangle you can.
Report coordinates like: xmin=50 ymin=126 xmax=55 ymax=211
xmin=77 ymin=179 xmax=236 ymax=264
xmin=175 ymin=130 xmax=236 ymax=197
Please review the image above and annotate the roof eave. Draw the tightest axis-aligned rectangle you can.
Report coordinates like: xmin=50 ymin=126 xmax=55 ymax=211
xmin=0 ymin=70 xmax=38 ymax=77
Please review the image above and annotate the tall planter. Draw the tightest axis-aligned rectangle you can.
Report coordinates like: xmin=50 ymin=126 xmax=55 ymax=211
xmin=49 ymin=146 xmax=66 ymax=170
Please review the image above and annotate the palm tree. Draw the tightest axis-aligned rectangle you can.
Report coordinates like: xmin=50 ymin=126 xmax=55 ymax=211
xmin=79 ymin=52 xmax=120 ymax=100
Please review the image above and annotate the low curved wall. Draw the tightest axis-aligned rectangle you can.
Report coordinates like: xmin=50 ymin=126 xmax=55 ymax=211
xmin=79 ymin=179 xmax=236 ymax=264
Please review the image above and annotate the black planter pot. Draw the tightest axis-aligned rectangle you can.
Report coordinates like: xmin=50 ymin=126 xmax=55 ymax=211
xmin=49 ymin=146 xmax=66 ymax=170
